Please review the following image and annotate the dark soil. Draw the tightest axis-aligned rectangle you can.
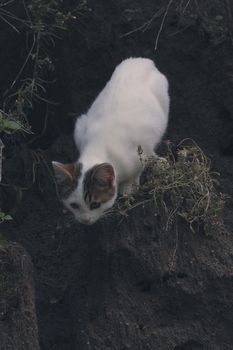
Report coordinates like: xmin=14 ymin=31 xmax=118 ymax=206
xmin=0 ymin=243 xmax=39 ymax=350
xmin=1 ymin=1 xmax=233 ymax=349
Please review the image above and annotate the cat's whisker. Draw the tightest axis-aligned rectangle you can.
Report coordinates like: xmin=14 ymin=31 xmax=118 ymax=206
xmin=104 ymin=208 xmax=117 ymax=215
xmin=102 ymin=212 xmax=114 ymax=219
xmin=100 ymin=209 xmax=116 ymax=221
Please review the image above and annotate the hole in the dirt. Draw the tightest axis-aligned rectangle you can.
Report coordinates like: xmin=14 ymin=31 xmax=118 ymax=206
xmin=162 ymin=273 xmax=170 ymax=282
xmin=174 ymin=340 xmax=203 ymax=350
xmin=177 ymin=272 xmax=188 ymax=279
xmin=136 ymin=279 xmax=153 ymax=292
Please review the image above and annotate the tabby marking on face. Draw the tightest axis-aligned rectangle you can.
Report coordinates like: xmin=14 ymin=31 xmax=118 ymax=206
xmin=83 ymin=163 xmax=115 ymax=209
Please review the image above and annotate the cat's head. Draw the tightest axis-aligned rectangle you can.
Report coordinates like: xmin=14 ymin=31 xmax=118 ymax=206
xmin=52 ymin=161 xmax=116 ymax=225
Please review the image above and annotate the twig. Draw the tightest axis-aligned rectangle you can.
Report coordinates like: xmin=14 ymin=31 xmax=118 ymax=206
xmin=0 ymin=12 xmax=19 ymax=33
xmin=3 ymin=35 xmax=36 ymax=96
xmin=120 ymin=7 xmax=165 ymax=38
xmin=169 ymin=221 xmax=178 ymax=272
xmin=194 ymin=0 xmax=202 ymax=18
xmin=0 ymin=139 xmax=4 ymax=183
xmin=224 ymin=0 xmax=233 ymax=42
xmin=0 ymin=7 xmax=31 ymax=26
xmin=27 ymin=103 xmax=49 ymax=145
xmin=0 ymin=0 xmax=15 ymax=8
xmin=181 ymin=0 xmax=192 ymax=16
xmin=154 ymin=0 xmax=174 ymax=51
xmin=22 ymin=0 xmax=32 ymax=26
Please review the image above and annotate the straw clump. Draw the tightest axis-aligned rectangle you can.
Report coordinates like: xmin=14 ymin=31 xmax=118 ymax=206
xmin=118 ymin=140 xmax=226 ymax=234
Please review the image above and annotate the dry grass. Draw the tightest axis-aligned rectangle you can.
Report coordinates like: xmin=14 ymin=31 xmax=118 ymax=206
xmin=118 ymin=139 xmax=227 ymax=234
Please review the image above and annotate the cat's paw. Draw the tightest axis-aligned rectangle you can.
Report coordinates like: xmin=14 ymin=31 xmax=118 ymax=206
xmin=119 ymin=182 xmax=138 ymax=195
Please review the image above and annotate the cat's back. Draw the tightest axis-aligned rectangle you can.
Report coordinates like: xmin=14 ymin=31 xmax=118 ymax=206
xmin=112 ymin=57 xmax=158 ymax=81
xmin=89 ymin=57 xmax=168 ymax=116
xmin=108 ymin=57 xmax=167 ymax=92
xmin=75 ymin=58 xmax=169 ymax=153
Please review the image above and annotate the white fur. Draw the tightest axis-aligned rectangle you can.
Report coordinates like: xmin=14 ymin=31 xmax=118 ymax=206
xmin=66 ymin=58 xmax=169 ymax=224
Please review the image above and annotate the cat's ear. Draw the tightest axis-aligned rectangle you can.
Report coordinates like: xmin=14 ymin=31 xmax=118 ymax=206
xmin=52 ymin=161 xmax=82 ymax=197
xmin=95 ymin=163 xmax=115 ymax=185
xmin=52 ymin=162 xmax=75 ymax=182
xmin=84 ymin=163 xmax=115 ymax=203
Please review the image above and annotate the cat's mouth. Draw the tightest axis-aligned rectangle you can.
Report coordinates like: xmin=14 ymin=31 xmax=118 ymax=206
xmin=78 ymin=208 xmax=115 ymax=225
xmin=79 ymin=218 xmax=94 ymax=225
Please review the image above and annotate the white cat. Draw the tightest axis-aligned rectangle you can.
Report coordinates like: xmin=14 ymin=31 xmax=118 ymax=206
xmin=53 ymin=58 xmax=169 ymax=225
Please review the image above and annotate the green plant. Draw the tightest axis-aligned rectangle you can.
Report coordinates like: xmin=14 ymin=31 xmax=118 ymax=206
xmin=0 ymin=0 xmax=86 ymax=224
xmin=175 ymin=0 xmax=233 ymax=44
xmin=0 ymin=110 xmax=29 ymax=133
xmin=0 ymin=211 xmax=12 ymax=224
xmin=0 ymin=0 xmax=85 ymax=134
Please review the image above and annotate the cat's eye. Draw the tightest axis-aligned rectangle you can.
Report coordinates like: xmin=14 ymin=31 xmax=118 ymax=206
xmin=90 ymin=202 xmax=101 ymax=210
xmin=70 ymin=202 xmax=80 ymax=209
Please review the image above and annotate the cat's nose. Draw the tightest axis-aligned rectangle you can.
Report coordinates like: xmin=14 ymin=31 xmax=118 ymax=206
xmin=80 ymin=218 xmax=92 ymax=225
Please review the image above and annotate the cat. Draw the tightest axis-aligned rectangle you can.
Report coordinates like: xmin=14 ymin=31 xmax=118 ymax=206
xmin=52 ymin=57 xmax=169 ymax=225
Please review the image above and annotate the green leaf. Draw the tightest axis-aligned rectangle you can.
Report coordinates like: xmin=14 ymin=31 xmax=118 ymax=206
xmin=4 ymin=120 xmax=22 ymax=131
xmin=3 ymin=215 xmax=12 ymax=221
xmin=0 ymin=211 xmax=13 ymax=223
xmin=215 ymin=15 xmax=223 ymax=21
